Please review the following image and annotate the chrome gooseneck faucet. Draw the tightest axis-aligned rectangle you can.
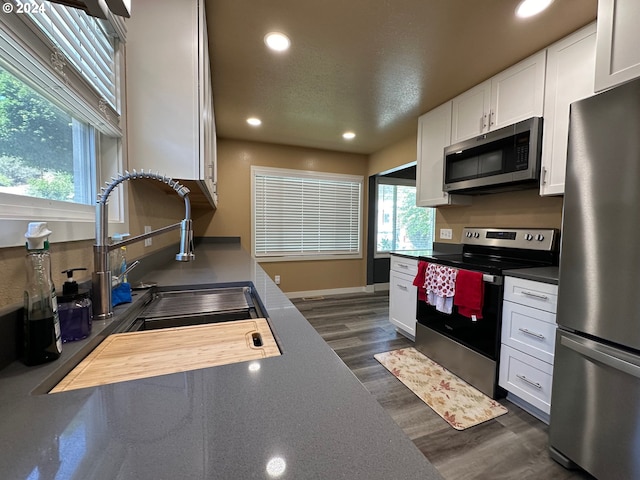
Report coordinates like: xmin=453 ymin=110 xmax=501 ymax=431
xmin=93 ymin=170 xmax=195 ymax=320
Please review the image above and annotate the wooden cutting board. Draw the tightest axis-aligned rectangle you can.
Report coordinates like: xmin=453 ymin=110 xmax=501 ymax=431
xmin=50 ymin=318 xmax=280 ymax=393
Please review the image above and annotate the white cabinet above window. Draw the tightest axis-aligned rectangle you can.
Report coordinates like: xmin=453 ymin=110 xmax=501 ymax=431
xmin=416 ymin=101 xmax=471 ymax=207
xmin=126 ymin=0 xmax=217 ymax=208
xmin=451 ymin=51 xmax=546 ymax=144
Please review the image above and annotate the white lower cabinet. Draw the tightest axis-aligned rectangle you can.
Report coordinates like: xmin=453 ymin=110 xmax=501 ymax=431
xmin=499 ymin=276 xmax=558 ymax=423
xmin=499 ymin=345 xmax=554 ymax=412
xmin=389 ymin=256 xmax=418 ymax=338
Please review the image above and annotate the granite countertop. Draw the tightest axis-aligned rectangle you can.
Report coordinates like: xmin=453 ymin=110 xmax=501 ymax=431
xmin=0 ymin=240 xmax=442 ymax=479
xmin=503 ymin=266 xmax=560 ymax=285
xmin=390 ymin=250 xmax=434 ymax=259
xmin=390 ymin=243 xmax=463 ymax=260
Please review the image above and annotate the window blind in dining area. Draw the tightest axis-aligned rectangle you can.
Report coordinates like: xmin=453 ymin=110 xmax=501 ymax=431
xmin=252 ymin=166 xmax=363 ymax=259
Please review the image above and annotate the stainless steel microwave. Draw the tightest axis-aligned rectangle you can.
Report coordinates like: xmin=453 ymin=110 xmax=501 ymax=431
xmin=443 ymin=117 xmax=543 ymax=194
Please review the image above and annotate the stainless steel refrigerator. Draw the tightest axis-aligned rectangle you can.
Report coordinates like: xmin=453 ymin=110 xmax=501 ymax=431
xmin=549 ymin=77 xmax=640 ymax=479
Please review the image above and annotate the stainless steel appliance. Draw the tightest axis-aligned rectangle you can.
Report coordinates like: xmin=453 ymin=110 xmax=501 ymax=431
xmin=415 ymin=227 xmax=559 ymax=399
xmin=549 ymin=77 xmax=640 ymax=480
xmin=443 ymin=117 xmax=543 ymax=194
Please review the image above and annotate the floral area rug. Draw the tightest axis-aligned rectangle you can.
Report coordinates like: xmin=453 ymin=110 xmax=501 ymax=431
xmin=374 ymin=347 xmax=507 ymax=430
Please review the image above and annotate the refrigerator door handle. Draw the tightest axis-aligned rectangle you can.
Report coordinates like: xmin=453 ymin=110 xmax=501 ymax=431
xmin=561 ymin=335 xmax=640 ymax=379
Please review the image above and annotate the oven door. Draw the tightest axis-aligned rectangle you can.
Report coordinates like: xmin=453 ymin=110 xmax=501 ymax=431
xmin=416 ymin=274 xmax=503 ymax=360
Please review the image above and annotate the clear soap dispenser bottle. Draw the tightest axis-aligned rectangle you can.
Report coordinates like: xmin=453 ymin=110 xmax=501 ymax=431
xmin=23 ymin=222 xmax=62 ymax=365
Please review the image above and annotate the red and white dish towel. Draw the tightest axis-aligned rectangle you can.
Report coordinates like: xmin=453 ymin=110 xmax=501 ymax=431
xmin=424 ymin=263 xmax=458 ymax=314
xmin=413 ymin=263 xmax=485 ymax=318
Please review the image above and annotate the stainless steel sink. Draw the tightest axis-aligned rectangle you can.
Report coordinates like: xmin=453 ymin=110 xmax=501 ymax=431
xmin=119 ymin=285 xmax=267 ymax=332
xmin=34 ymin=284 xmax=278 ymax=395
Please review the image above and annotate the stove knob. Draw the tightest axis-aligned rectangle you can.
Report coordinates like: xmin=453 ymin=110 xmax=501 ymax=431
xmin=473 ymin=232 xmax=480 ymax=238
xmin=524 ymin=233 xmax=533 ymax=241
xmin=466 ymin=232 xmax=473 ymax=238
xmin=536 ymin=234 xmax=545 ymax=241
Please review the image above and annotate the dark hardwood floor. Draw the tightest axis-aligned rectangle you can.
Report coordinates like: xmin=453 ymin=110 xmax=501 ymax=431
xmin=292 ymin=291 xmax=595 ymax=480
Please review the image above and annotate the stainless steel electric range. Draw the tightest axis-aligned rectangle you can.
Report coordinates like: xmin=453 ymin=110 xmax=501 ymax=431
xmin=415 ymin=227 xmax=559 ymax=399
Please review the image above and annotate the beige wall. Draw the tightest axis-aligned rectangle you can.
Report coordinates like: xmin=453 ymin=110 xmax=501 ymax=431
xmin=436 ymin=189 xmax=563 ymax=243
xmin=126 ymin=179 xmax=190 ymax=261
xmin=0 ymin=182 xmax=187 ymax=309
xmin=368 ymin=133 xmax=417 ymax=176
xmin=0 ymin=240 xmax=94 ymax=310
xmin=0 ymin=135 xmax=564 ymax=307
xmin=195 ymin=139 xmax=368 ymax=293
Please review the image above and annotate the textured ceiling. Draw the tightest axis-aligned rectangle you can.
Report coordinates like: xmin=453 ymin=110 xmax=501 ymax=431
xmin=205 ymin=0 xmax=597 ymax=155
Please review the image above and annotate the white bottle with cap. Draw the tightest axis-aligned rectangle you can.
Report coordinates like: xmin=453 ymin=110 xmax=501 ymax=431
xmin=23 ymin=222 xmax=62 ymax=365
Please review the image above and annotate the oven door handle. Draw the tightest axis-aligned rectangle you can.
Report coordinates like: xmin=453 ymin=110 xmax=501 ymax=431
xmin=482 ymin=274 xmax=502 ymax=285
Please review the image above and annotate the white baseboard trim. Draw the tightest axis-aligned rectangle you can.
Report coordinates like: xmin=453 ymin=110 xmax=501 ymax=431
xmin=286 ymin=284 xmax=388 ymax=299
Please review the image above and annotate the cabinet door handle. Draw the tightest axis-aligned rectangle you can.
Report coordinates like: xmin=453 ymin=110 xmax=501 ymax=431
xmin=396 ymin=263 xmax=409 ymax=269
xmin=521 ymin=290 xmax=548 ymax=300
xmin=397 ymin=284 xmax=408 ymax=291
xmin=490 ymin=110 xmax=495 ymax=127
xmin=516 ymin=374 xmax=542 ymax=389
xmin=481 ymin=113 xmax=488 ymax=130
xmin=518 ymin=327 xmax=545 ymax=340
xmin=541 ymin=166 xmax=548 ymax=185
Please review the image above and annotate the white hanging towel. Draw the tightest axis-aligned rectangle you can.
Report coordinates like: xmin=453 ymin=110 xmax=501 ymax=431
xmin=424 ymin=263 xmax=458 ymax=314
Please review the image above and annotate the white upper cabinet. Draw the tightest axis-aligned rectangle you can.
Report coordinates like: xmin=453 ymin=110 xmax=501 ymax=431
xmin=450 ymin=81 xmax=491 ymax=144
xmin=200 ymin=30 xmax=218 ymax=205
xmin=450 ymin=80 xmax=491 ymax=144
xmin=416 ymin=101 xmax=471 ymax=207
xmin=126 ymin=0 xmax=217 ymax=207
xmin=595 ymin=0 xmax=640 ymax=92
xmin=540 ymin=23 xmax=596 ymax=196
xmin=451 ymin=51 xmax=546 ymax=144
xmin=490 ymin=51 xmax=546 ymax=129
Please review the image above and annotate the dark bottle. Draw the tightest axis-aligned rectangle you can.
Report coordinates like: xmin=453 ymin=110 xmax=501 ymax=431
xmin=23 ymin=222 xmax=62 ymax=366
xmin=58 ymin=267 xmax=92 ymax=342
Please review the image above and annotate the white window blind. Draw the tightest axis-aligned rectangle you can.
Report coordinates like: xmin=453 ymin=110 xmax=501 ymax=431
xmin=252 ymin=167 xmax=362 ymax=259
xmin=25 ymin=1 xmax=117 ymax=110
xmin=0 ymin=5 xmax=125 ymax=246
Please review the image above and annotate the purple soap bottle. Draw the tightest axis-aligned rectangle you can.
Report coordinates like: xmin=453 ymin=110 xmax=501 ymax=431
xmin=58 ymin=268 xmax=92 ymax=342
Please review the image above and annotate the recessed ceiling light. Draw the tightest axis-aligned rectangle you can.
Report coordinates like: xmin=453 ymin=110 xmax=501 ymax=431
xmin=247 ymin=117 xmax=262 ymax=126
xmin=264 ymin=32 xmax=290 ymax=52
xmin=342 ymin=131 xmax=356 ymax=140
xmin=515 ymin=0 xmax=554 ymax=18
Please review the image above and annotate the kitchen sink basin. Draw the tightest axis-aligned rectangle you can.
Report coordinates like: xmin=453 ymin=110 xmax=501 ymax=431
xmin=47 ymin=284 xmax=280 ymax=393
xmin=119 ymin=285 xmax=267 ymax=332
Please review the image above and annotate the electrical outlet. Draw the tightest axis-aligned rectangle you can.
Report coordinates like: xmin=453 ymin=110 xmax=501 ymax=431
xmin=144 ymin=226 xmax=152 ymax=246
xmin=274 ymin=275 xmax=281 ymax=285
xmin=439 ymin=228 xmax=453 ymax=240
